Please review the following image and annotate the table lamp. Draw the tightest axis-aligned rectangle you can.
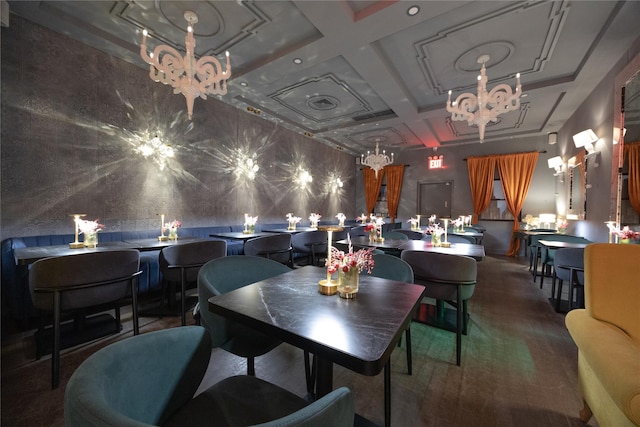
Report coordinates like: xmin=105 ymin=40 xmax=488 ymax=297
xmin=318 ymin=226 xmax=342 ymax=295
xmin=69 ymin=214 xmax=86 ymax=248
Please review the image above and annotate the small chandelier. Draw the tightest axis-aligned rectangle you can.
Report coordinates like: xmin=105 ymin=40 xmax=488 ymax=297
xmin=446 ymin=55 xmax=521 ymax=143
xmin=361 ymin=142 xmax=393 ymax=178
xmin=140 ymin=11 xmax=231 ymax=120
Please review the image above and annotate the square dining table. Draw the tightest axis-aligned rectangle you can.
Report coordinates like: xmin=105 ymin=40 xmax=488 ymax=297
xmin=208 ymin=265 xmax=424 ymax=427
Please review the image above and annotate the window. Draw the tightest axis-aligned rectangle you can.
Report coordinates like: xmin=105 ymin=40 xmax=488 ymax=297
xmin=480 ymin=178 xmax=515 ymax=221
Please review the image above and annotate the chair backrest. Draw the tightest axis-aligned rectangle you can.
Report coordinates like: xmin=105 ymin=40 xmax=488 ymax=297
xmin=382 ymin=231 xmax=409 ymax=240
xmin=65 ymin=326 xmax=213 ymax=427
xmin=401 ymin=250 xmax=476 ymax=300
xmin=256 ymin=387 xmax=354 ymax=427
xmin=244 ymin=234 xmax=292 ymax=265
xmin=370 ymin=254 xmax=414 ymax=283
xmin=198 ymin=256 xmax=291 ymax=347
xmin=349 ymin=226 xmax=366 ymax=238
xmin=553 ymin=248 xmax=585 ymax=284
xmin=395 ymin=229 xmax=425 ymax=240
xmin=585 ymin=243 xmax=640 ymax=342
xmin=445 ymin=234 xmax=475 ymax=244
xmin=29 ymin=249 xmax=140 ymax=311
xmin=291 ymin=230 xmax=328 ymax=254
xmin=537 ymin=235 xmax=591 ymax=264
xmin=160 ymin=239 xmax=227 ymax=282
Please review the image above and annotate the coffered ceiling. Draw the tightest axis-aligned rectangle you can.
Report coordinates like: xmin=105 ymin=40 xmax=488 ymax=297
xmin=7 ymin=0 xmax=640 ymax=155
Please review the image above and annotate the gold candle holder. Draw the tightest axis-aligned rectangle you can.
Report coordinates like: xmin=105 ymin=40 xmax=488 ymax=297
xmin=69 ymin=214 xmax=86 ymax=249
xmin=318 ymin=226 xmax=342 ymax=295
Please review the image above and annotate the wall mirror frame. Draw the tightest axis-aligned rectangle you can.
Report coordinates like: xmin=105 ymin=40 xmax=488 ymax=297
xmin=612 ymin=51 xmax=640 ymax=224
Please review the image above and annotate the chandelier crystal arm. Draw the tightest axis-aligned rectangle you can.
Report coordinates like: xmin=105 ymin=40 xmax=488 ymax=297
xmin=447 ymin=91 xmax=478 ymax=122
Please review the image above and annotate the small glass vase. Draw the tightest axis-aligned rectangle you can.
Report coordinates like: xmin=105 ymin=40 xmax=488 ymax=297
xmin=311 ymin=221 xmax=318 ymax=229
xmin=369 ymin=229 xmax=376 ymax=243
xmin=84 ymin=232 xmax=98 ymax=248
xmin=288 ymin=221 xmax=297 ymax=231
xmin=168 ymin=228 xmax=178 ymax=241
xmin=619 ymin=238 xmax=631 ymax=244
xmin=557 ymin=228 xmax=566 ymax=234
xmin=338 ymin=267 xmax=359 ymax=299
xmin=432 ymin=233 xmax=441 ymax=247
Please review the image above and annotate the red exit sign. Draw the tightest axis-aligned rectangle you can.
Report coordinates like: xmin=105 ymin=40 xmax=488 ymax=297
xmin=428 ymin=155 xmax=444 ymax=169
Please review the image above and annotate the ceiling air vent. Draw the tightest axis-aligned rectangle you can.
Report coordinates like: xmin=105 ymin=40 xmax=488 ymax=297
xmin=352 ymin=109 xmax=395 ymax=121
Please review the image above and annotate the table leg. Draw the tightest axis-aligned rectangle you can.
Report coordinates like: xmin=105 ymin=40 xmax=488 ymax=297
xmin=385 ymin=360 xmax=391 ymax=427
xmin=315 ymin=357 xmax=333 ymax=398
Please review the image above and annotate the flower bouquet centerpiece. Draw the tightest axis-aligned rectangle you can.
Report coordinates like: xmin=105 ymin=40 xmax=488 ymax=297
xmin=243 ymin=214 xmax=258 ymax=234
xmin=607 ymin=224 xmax=640 ymax=243
xmin=327 ymin=236 xmax=375 ymax=299
xmin=556 ymin=218 xmax=568 ymax=234
xmin=309 ymin=213 xmax=321 ymax=229
xmin=425 ymin=223 xmax=445 ymax=247
xmin=336 ymin=212 xmax=346 ymax=227
xmin=76 ymin=218 xmax=105 ymax=248
xmin=408 ymin=216 xmax=420 ymax=231
xmin=356 ymin=213 xmax=368 ymax=225
xmin=165 ymin=219 xmax=181 ymax=241
xmin=523 ymin=214 xmax=536 ymax=230
xmin=286 ymin=213 xmax=301 ymax=230
xmin=452 ymin=217 xmax=465 ymax=233
xmin=428 ymin=214 xmax=437 ymax=225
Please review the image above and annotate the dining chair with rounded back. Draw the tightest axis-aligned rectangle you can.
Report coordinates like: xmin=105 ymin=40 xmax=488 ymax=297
xmin=160 ymin=239 xmax=227 ymax=326
xmin=400 ymin=250 xmax=477 ymax=366
xmin=197 ymin=256 xmax=289 ymax=377
xmin=243 ymin=234 xmax=293 ymax=267
xmin=395 ymin=229 xmax=425 ymax=240
xmin=29 ymin=249 xmax=141 ymax=389
xmin=370 ymin=253 xmax=415 ymax=374
xmin=291 ymin=230 xmax=328 ymax=266
xmin=65 ymin=326 xmax=355 ymax=427
xmin=552 ymin=247 xmax=585 ymax=312
xmin=381 ymin=231 xmax=409 ymax=241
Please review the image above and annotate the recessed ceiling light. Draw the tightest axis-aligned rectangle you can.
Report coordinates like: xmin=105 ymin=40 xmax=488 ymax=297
xmin=407 ymin=5 xmax=420 ymax=16
xmin=239 ymin=82 xmax=248 ymax=87
xmin=293 ymin=58 xmax=303 ymax=64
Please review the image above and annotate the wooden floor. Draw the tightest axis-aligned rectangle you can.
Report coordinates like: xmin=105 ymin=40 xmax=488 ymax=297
xmin=0 ymin=255 xmax=597 ymax=427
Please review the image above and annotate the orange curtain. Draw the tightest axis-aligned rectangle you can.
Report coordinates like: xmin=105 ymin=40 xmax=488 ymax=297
xmin=624 ymin=142 xmax=640 ymax=215
xmin=385 ymin=165 xmax=405 ymax=222
xmin=467 ymin=156 xmax=497 ymax=223
xmin=363 ymin=167 xmax=385 ymax=214
xmin=497 ymin=151 xmax=540 ymax=257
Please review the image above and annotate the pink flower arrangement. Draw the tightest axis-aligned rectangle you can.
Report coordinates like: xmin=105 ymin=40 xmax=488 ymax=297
xmin=556 ymin=219 xmax=568 ymax=231
xmin=76 ymin=218 xmax=105 ymax=234
xmin=327 ymin=236 xmax=375 ymax=274
xmin=164 ymin=220 xmax=182 ymax=230
xmin=424 ymin=223 xmax=444 ymax=236
xmin=608 ymin=224 xmax=640 ymax=240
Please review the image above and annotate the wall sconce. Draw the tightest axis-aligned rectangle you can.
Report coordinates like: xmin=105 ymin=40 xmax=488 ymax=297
xmin=572 ymin=129 xmax=600 ymax=160
xmin=547 ymin=156 xmax=565 ymax=181
xmin=547 ymin=132 xmax=558 ymax=145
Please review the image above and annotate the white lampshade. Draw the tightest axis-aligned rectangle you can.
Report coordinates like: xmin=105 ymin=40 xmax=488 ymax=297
xmin=547 ymin=156 xmax=563 ymax=169
xmin=573 ymin=129 xmax=598 ymax=148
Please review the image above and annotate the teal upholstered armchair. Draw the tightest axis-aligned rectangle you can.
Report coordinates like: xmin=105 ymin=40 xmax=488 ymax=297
xmin=65 ymin=326 xmax=355 ymax=427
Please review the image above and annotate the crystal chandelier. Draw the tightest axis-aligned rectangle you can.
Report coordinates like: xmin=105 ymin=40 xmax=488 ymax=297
xmin=361 ymin=142 xmax=393 ymax=178
xmin=140 ymin=11 xmax=231 ymax=120
xmin=446 ymin=55 xmax=521 ymax=143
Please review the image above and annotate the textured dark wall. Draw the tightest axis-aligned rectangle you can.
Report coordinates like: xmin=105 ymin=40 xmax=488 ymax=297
xmin=1 ymin=16 xmax=356 ymax=239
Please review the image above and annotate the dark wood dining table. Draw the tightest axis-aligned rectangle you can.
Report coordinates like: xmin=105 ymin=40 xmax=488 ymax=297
xmin=399 ymin=240 xmax=486 ymax=261
xmin=208 ymin=265 xmax=424 ymax=427
xmin=336 ymin=235 xmax=409 ymax=250
xmin=13 ymin=237 xmax=201 ymax=265
xmin=208 ymin=231 xmax=274 ymax=241
xmin=262 ymin=227 xmax=318 ymax=234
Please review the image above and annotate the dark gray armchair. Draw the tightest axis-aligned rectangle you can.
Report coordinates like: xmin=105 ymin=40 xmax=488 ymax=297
xmin=29 ymin=249 xmax=141 ymax=389
xmin=65 ymin=326 xmax=354 ymax=427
